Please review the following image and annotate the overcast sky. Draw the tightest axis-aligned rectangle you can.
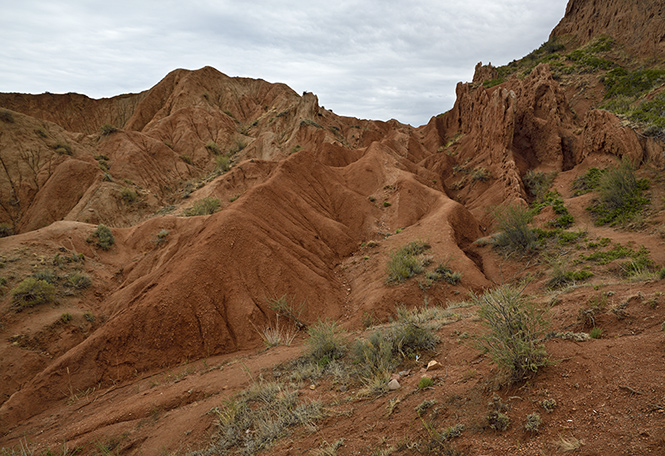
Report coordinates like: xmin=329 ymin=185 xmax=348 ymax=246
xmin=0 ymin=0 xmax=569 ymax=126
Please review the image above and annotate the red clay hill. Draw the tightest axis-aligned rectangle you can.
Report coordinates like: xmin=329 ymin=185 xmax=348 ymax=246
xmin=1 ymin=0 xmax=665 ymax=454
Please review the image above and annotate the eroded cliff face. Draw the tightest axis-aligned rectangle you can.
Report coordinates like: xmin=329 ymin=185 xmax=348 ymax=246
xmin=1 ymin=0 xmax=665 ymax=443
xmin=551 ymin=0 xmax=665 ymax=59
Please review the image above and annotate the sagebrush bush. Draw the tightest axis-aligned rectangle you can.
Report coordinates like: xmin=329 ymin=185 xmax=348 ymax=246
xmin=32 ymin=268 xmax=57 ymax=284
xmin=306 ymin=320 xmax=346 ymax=366
xmin=524 ymin=413 xmax=542 ymax=433
xmin=205 ymin=140 xmax=221 ymax=155
xmin=492 ymin=204 xmax=538 ymax=253
xmin=65 ymin=272 xmax=91 ymax=289
xmin=589 ymin=162 xmax=650 ymax=225
xmin=0 ymin=109 xmax=15 ymax=123
xmin=351 ymin=320 xmax=438 ymax=387
xmin=434 ymin=263 xmax=462 ymax=285
xmin=216 ymin=154 xmax=231 ymax=172
xmin=89 ymin=224 xmax=114 ymax=250
xmin=572 ymin=168 xmax=606 ymax=196
xmin=523 ymin=170 xmax=555 ymax=200
xmin=185 ymin=197 xmax=220 ymax=216
xmin=120 ymin=187 xmax=137 ymax=203
xmin=473 ymin=285 xmax=548 ymax=382
xmin=100 ymin=124 xmax=118 ymax=136
xmin=0 ymin=223 xmax=13 ymax=238
xmin=53 ymin=143 xmax=73 ymax=155
xmin=352 ymin=331 xmax=394 ymax=380
xmin=386 ymin=241 xmax=430 ymax=283
xmin=11 ymin=278 xmax=56 ymax=309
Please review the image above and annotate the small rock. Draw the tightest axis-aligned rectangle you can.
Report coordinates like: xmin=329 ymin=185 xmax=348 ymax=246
xmin=387 ymin=379 xmax=401 ymax=390
xmin=426 ymin=360 xmax=442 ymax=371
xmin=309 ymin=384 xmax=316 ymax=390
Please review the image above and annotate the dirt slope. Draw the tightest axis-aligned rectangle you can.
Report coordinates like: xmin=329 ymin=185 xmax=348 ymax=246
xmin=1 ymin=0 xmax=665 ymax=454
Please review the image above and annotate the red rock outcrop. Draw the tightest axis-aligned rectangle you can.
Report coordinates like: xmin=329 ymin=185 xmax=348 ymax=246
xmin=551 ymin=0 xmax=665 ymax=59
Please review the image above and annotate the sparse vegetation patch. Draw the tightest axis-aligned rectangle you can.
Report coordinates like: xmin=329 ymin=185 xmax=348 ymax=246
xmin=492 ymin=204 xmax=538 ymax=253
xmin=473 ymin=285 xmax=548 ymax=382
xmin=88 ymin=224 xmax=115 ymax=251
xmin=100 ymin=124 xmax=118 ymax=136
xmin=587 ymin=162 xmax=650 ymax=226
xmin=198 ymin=380 xmax=323 ymax=456
xmin=11 ymin=278 xmax=56 ymax=309
xmin=184 ymin=197 xmax=220 ymax=216
xmin=386 ymin=241 xmax=431 ymax=283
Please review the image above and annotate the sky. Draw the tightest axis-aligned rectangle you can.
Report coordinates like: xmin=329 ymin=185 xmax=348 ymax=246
xmin=0 ymin=0 xmax=569 ymax=126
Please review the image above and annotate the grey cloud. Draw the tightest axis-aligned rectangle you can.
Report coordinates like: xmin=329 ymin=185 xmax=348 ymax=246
xmin=0 ymin=0 xmax=568 ymax=125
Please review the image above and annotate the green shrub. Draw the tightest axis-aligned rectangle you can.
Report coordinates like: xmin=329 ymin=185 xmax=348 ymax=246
xmin=11 ymin=278 xmax=56 ymax=309
xmin=492 ymin=204 xmax=538 ymax=253
xmin=120 ymin=187 xmax=137 ymax=203
xmin=483 ymin=78 xmax=506 ymax=88
xmin=567 ymin=47 xmax=614 ymax=69
xmin=473 ymin=285 xmax=548 ymax=382
xmin=547 ymin=259 xmax=593 ymax=288
xmin=630 ymin=91 xmax=665 ymax=129
xmin=603 ymin=67 xmax=665 ymax=99
xmin=184 ymin=197 xmax=220 ymax=216
xmin=486 ymin=410 xmax=511 ymax=431
xmin=386 ymin=241 xmax=431 ymax=283
xmin=268 ymin=295 xmax=305 ymax=329
xmin=89 ymin=224 xmax=115 ymax=250
xmin=415 ymin=399 xmax=437 ymax=415
xmin=619 ymin=251 xmax=656 ymax=278
xmin=572 ymin=168 xmax=606 ymax=196
xmin=523 ymin=170 xmax=555 ymax=201
xmin=418 ymin=376 xmax=434 ymax=389
xmin=32 ymin=268 xmax=57 ymax=284
xmin=352 ymin=331 xmax=394 ymax=381
xmin=65 ymin=272 xmax=91 ymax=289
xmin=541 ymin=398 xmax=557 ymax=413
xmin=433 ymin=263 xmax=462 ymax=285
xmin=589 ymin=162 xmax=650 ymax=226
xmin=391 ymin=321 xmax=438 ymax=355
xmin=205 ymin=140 xmax=222 ymax=155
xmin=100 ymin=124 xmax=118 ymax=136
xmin=524 ymin=413 xmax=542 ymax=433
xmin=589 ymin=327 xmax=603 ymax=339
xmin=0 ymin=223 xmax=13 ymax=238
xmin=557 ymin=230 xmax=586 ymax=245
xmin=306 ymin=320 xmax=346 ymax=366
xmin=229 ymin=139 xmax=247 ymax=154
xmin=471 ymin=167 xmax=491 ymax=182
xmin=206 ymin=380 xmax=322 ymax=455
xmin=0 ymin=109 xmax=15 ymax=123
xmin=352 ymin=321 xmax=438 ymax=385
xmin=53 ymin=143 xmax=72 ymax=155
xmin=216 ymin=154 xmax=231 ymax=172
xmin=60 ymin=313 xmax=73 ymax=323
xmin=153 ymin=229 xmax=169 ymax=246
